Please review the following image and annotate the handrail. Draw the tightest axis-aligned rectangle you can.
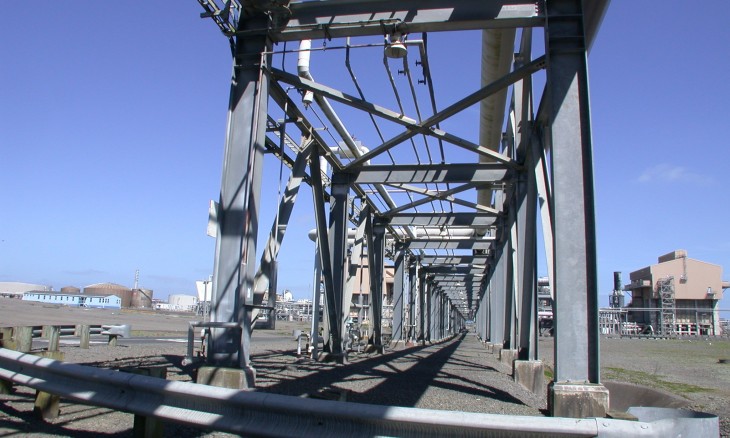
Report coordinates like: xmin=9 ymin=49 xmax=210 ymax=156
xmin=0 ymin=348 xmax=717 ymax=437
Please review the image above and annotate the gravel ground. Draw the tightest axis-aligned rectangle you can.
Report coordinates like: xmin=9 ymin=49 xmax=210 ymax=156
xmin=1 ymin=299 xmax=728 ymax=436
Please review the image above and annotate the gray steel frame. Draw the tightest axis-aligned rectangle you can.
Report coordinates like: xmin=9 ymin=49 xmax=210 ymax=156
xmin=201 ymin=0 xmax=610 ymax=406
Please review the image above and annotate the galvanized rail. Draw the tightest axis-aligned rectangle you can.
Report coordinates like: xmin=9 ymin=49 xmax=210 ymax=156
xmin=0 ymin=348 xmax=718 ymax=437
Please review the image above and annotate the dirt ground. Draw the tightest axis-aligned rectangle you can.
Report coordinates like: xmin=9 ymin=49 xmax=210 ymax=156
xmin=1 ymin=298 xmax=729 ymax=436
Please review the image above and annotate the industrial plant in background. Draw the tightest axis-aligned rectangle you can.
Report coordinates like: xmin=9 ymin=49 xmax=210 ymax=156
xmin=0 ymin=278 xmax=154 ymax=310
xmin=601 ymin=250 xmax=728 ymax=337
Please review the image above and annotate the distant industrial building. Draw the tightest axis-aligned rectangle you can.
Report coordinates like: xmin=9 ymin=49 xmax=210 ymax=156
xmin=22 ymin=291 xmax=121 ymax=309
xmin=1 ymin=281 xmax=152 ymax=309
xmin=82 ymin=282 xmax=153 ymax=308
xmin=0 ymin=282 xmax=52 ymax=298
xmin=623 ymin=250 xmax=728 ymax=336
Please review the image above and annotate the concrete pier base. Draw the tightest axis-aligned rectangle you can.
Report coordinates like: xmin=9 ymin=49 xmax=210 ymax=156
xmin=486 ymin=342 xmax=503 ymax=356
xmin=197 ymin=366 xmax=256 ymax=390
xmin=513 ymin=360 xmax=545 ymax=395
xmin=499 ymin=349 xmax=518 ymax=368
xmin=549 ymin=382 xmax=609 ymax=418
xmin=363 ymin=344 xmax=384 ymax=354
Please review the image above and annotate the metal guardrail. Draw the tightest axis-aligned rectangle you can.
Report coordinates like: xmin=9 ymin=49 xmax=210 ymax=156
xmin=0 ymin=348 xmax=718 ymax=437
xmin=1 ymin=324 xmax=131 ymax=352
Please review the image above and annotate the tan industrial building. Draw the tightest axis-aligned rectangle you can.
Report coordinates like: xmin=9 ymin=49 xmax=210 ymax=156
xmin=624 ymin=250 xmax=728 ymax=335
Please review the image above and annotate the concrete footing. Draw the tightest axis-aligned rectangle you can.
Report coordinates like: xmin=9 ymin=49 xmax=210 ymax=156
xmin=197 ymin=366 xmax=256 ymax=390
xmin=363 ymin=344 xmax=384 ymax=354
xmin=486 ymin=342 xmax=503 ymax=356
xmin=548 ymin=381 xmax=609 ymax=418
xmin=513 ymin=360 xmax=545 ymax=395
xmin=499 ymin=349 xmax=518 ymax=368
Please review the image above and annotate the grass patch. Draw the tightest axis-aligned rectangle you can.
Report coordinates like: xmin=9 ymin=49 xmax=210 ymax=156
xmin=544 ymin=365 xmax=554 ymax=380
xmin=603 ymin=367 xmax=711 ymax=396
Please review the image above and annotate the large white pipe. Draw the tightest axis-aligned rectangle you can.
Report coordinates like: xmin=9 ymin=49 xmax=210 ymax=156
xmin=477 ymin=29 xmax=516 ymax=213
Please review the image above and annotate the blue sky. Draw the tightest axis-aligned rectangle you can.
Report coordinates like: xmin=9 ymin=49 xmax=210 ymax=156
xmin=1 ymin=2 xmax=728 ymax=316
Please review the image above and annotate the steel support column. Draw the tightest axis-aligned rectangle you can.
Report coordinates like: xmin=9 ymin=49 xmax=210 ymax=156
xmin=367 ymin=216 xmax=385 ymax=351
xmin=505 ymin=201 xmax=518 ymax=350
xmin=489 ymin=244 xmax=506 ymax=345
xmin=310 ymin=244 xmax=322 ymax=360
xmin=545 ymin=0 xmax=601 ymax=385
xmin=425 ymin=278 xmax=432 ymax=343
xmin=418 ymin=270 xmax=426 ymax=344
xmin=328 ymin=175 xmax=350 ymax=357
xmin=345 ymin=198 xmax=368 ymax=351
xmin=408 ymin=261 xmax=418 ymax=342
xmin=516 ymin=167 xmax=538 ymax=360
xmin=310 ymin=147 xmax=343 ymax=357
xmin=392 ymin=246 xmax=406 ymax=343
xmin=208 ymin=12 xmax=270 ymax=376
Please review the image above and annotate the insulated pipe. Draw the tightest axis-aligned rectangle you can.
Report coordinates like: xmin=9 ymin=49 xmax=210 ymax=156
xmin=477 ymin=29 xmax=516 ymax=214
xmin=298 ymin=40 xmax=417 ymax=240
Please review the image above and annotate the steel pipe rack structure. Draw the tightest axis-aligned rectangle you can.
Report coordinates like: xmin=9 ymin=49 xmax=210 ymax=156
xmin=197 ymin=0 xmax=611 ymax=417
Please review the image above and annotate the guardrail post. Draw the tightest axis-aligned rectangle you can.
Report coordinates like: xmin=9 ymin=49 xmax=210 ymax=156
xmin=0 ymin=330 xmax=12 ymax=392
xmin=47 ymin=325 xmax=60 ymax=352
xmin=77 ymin=325 xmax=90 ymax=349
xmin=15 ymin=326 xmax=33 ymax=353
xmin=0 ymin=327 xmax=17 ymax=393
xmin=0 ymin=378 xmax=11 ymax=394
xmin=0 ymin=327 xmax=14 ymax=350
xmin=121 ymin=366 xmax=168 ymax=438
xmin=34 ymin=388 xmax=61 ymax=420
xmin=108 ymin=335 xmax=118 ymax=347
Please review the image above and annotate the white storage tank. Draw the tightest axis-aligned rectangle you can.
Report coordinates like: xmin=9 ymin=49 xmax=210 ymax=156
xmin=168 ymin=294 xmax=198 ymax=311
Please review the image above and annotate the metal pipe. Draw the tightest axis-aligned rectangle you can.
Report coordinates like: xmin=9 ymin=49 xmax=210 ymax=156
xmin=4 ymin=347 xmax=714 ymax=437
xmin=477 ymin=29 xmax=516 ymax=213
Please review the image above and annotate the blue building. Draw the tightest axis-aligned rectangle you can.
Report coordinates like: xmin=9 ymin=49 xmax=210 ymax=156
xmin=22 ymin=292 xmax=121 ymax=309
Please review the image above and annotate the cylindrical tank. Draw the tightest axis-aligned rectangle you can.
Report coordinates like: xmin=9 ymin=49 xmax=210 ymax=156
xmin=83 ymin=283 xmax=133 ymax=307
xmin=60 ymin=286 xmax=80 ymax=294
xmin=131 ymin=288 xmax=153 ymax=308
xmin=168 ymin=294 xmax=198 ymax=308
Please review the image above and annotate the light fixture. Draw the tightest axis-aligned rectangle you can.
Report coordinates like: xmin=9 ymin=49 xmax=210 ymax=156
xmin=384 ymin=33 xmax=407 ymax=59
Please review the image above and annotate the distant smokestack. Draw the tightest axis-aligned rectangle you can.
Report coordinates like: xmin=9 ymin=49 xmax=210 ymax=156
xmin=613 ymin=271 xmax=622 ymax=292
xmin=610 ymin=271 xmax=625 ymax=308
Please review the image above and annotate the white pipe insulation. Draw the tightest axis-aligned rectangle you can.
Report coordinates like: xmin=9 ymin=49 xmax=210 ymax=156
xmin=477 ymin=29 xmax=516 ymax=216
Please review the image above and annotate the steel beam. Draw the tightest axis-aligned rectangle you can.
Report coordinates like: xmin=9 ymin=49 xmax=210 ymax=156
xmin=270 ymin=68 xmax=418 ymax=127
xmin=348 ymin=164 xmax=508 ymax=185
xmin=392 ymin=247 xmax=406 ymax=342
xmin=403 ymin=238 xmax=494 ymax=250
xmin=386 ymin=212 xmax=498 ymax=227
xmin=345 ymin=56 xmax=546 ymax=170
xmin=421 ymin=255 xmax=490 ymax=265
xmin=345 ymin=201 xmax=368 ymax=350
xmin=261 ymin=1 xmax=541 ymax=42
xmin=425 ymin=266 xmax=485 ymax=275
xmin=511 ymin=39 xmax=539 ymax=360
xmin=328 ymin=177 xmax=350 ymax=357
xmin=310 ymin=146 xmax=343 ymax=357
xmin=545 ymin=0 xmax=600 ymax=384
xmin=208 ymin=13 xmax=270 ymax=375
xmin=408 ymin=261 xmax=418 ymax=342
xmin=366 ymin=214 xmax=386 ymax=350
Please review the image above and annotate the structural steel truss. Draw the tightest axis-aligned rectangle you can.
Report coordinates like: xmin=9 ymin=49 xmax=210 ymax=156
xmin=198 ymin=0 xmax=609 ymax=409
